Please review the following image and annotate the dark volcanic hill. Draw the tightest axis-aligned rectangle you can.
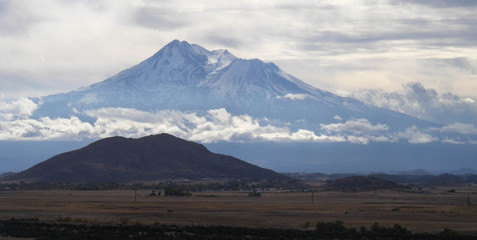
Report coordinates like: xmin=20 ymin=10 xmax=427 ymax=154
xmin=322 ymin=176 xmax=407 ymax=192
xmin=7 ymin=134 xmax=289 ymax=183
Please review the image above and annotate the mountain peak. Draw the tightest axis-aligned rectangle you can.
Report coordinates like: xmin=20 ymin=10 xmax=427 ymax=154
xmin=163 ymin=39 xmax=193 ymax=49
xmin=168 ymin=39 xmax=183 ymax=45
xmin=150 ymin=39 xmax=206 ymax=66
xmin=33 ymin=40 xmax=434 ymax=134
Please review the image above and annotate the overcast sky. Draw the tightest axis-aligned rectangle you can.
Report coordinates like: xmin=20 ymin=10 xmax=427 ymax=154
xmin=1 ymin=0 xmax=477 ymax=101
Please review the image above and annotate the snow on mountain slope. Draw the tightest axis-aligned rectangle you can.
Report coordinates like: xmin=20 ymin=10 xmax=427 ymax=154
xmin=32 ymin=40 xmax=436 ymax=133
xmin=211 ymin=58 xmax=308 ymax=98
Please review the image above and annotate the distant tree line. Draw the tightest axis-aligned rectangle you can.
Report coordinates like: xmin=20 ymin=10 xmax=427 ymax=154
xmin=0 ymin=181 xmax=133 ymax=191
xmin=0 ymin=218 xmax=473 ymax=240
xmin=370 ymin=173 xmax=477 ymax=186
xmin=0 ymin=179 xmax=303 ymax=192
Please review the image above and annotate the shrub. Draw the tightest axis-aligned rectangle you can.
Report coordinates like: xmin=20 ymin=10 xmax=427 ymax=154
xmin=164 ymin=187 xmax=192 ymax=196
xmin=315 ymin=220 xmax=348 ymax=238
xmin=439 ymin=228 xmax=462 ymax=239
xmin=73 ymin=218 xmax=88 ymax=223
xmin=55 ymin=216 xmax=71 ymax=222
xmin=248 ymin=192 xmax=261 ymax=197
xmin=119 ymin=216 xmax=128 ymax=225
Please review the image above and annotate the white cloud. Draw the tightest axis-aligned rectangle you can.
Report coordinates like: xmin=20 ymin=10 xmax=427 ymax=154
xmin=347 ymin=135 xmax=370 ymax=144
xmin=0 ymin=106 xmax=400 ymax=144
xmin=1 ymin=103 xmax=476 ymax=144
xmin=320 ymin=118 xmax=388 ymax=133
xmin=0 ymin=107 xmax=349 ymax=143
xmin=438 ymin=122 xmax=477 ymax=135
xmin=266 ymin=129 xmax=346 ymax=143
xmin=369 ymin=135 xmax=394 ymax=143
xmin=348 ymin=82 xmax=477 ymax=125
xmin=280 ymin=93 xmax=309 ymax=101
xmin=463 ymin=98 xmax=475 ymax=103
xmin=0 ymin=98 xmax=38 ymax=120
xmin=0 ymin=116 xmax=94 ymax=141
xmin=396 ymin=126 xmax=438 ymax=144
xmin=442 ymin=138 xmax=465 ymax=145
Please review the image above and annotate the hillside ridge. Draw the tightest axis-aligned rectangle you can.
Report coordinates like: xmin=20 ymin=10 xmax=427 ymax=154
xmin=7 ymin=133 xmax=290 ymax=183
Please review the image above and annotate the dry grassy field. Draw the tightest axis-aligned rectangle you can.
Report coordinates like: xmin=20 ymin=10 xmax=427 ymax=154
xmin=1 ymin=185 xmax=477 ymax=234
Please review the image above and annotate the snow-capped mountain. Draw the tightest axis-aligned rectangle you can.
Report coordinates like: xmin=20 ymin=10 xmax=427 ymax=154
xmin=3 ymin=40 xmax=477 ymax=174
xmin=32 ymin=40 xmax=433 ymax=132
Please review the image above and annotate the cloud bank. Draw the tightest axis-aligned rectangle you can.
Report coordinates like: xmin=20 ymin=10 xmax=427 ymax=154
xmin=320 ymin=119 xmax=389 ymax=133
xmin=348 ymin=82 xmax=477 ymax=125
xmin=0 ymin=98 xmax=476 ymax=145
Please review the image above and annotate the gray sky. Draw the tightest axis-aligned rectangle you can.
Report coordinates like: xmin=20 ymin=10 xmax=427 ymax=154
xmin=1 ymin=0 xmax=477 ymax=100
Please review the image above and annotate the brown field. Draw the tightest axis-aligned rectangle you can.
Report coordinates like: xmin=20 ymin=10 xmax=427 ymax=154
xmin=1 ymin=185 xmax=477 ymax=234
